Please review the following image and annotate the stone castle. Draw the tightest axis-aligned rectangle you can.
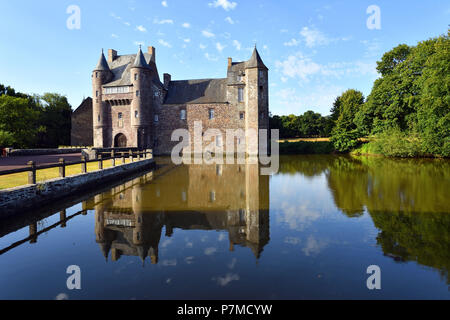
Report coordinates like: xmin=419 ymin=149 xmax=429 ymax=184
xmin=71 ymin=45 xmax=269 ymax=155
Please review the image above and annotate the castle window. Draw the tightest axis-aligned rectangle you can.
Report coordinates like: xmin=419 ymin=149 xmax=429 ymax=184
xmin=98 ymin=114 xmax=101 ymax=122
xmin=96 ymin=91 xmax=99 ymax=97
xmin=238 ymin=88 xmax=244 ymax=102
xmin=216 ymin=135 xmax=222 ymax=147
xmin=118 ymin=112 xmax=123 ymax=128
xmin=154 ymin=114 xmax=159 ymax=123
xmin=259 ymin=70 xmax=264 ymax=79
xmin=136 ymin=90 xmax=140 ymax=97
xmin=209 ymin=109 xmax=215 ymax=120
xmin=135 ymin=111 xmax=139 ymax=118
xmin=180 ymin=109 xmax=186 ymax=120
xmin=240 ymin=112 xmax=245 ymax=120
xmin=238 ymin=75 xmax=244 ymax=82
xmin=209 ymin=191 xmax=216 ymax=202
xmin=134 ymin=74 xmax=138 ymax=81
xmin=95 ymin=72 xmax=98 ymax=78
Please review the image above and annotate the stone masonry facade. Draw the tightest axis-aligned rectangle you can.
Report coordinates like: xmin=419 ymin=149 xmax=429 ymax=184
xmin=71 ymin=45 xmax=269 ymax=155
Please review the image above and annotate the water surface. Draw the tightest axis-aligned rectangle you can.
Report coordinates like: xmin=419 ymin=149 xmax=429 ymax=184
xmin=0 ymin=155 xmax=449 ymax=299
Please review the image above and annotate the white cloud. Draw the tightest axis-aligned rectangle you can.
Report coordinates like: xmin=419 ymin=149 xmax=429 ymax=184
xmin=204 ymin=247 xmax=217 ymax=255
xmin=300 ymin=27 xmax=330 ymax=48
xmin=136 ymin=25 xmax=147 ymax=32
xmin=154 ymin=18 xmax=174 ymax=25
xmin=302 ymin=236 xmax=328 ymax=256
xmin=183 ymin=38 xmax=191 ymax=43
xmin=182 ymin=22 xmax=191 ymax=28
xmin=284 ymin=38 xmax=300 ymax=47
xmin=275 ymin=52 xmax=377 ymax=82
xmin=199 ymin=44 xmax=207 ymax=50
xmin=216 ymin=42 xmax=226 ymax=52
xmin=111 ymin=34 xmax=119 ymax=38
xmin=232 ymin=40 xmax=241 ymax=51
xmin=212 ymin=273 xmax=240 ymax=286
xmin=202 ymin=30 xmax=215 ymax=38
xmin=158 ymin=39 xmax=172 ymax=48
xmin=124 ymin=22 xmax=131 ymax=27
xmin=227 ymin=258 xmax=237 ymax=269
xmin=225 ymin=16 xmax=235 ymax=24
xmin=185 ymin=256 xmax=194 ymax=264
xmin=161 ymin=259 xmax=177 ymax=266
xmin=55 ymin=293 xmax=69 ymax=300
xmin=209 ymin=0 xmax=237 ymax=11
xmin=161 ymin=1 xmax=168 ymax=7
xmin=110 ymin=13 xmax=122 ymax=20
xmin=134 ymin=41 xmax=145 ymax=46
xmin=285 ymin=237 xmax=301 ymax=245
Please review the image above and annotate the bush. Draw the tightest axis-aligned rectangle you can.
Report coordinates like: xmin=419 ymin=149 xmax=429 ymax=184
xmin=353 ymin=128 xmax=423 ymax=158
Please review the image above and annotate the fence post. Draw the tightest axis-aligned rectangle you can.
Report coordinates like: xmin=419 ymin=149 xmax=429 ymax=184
xmin=59 ymin=158 xmax=66 ymax=178
xmin=122 ymin=152 xmax=126 ymax=164
xmin=29 ymin=222 xmax=37 ymax=244
xmin=129 ymin=149 xmax=134 ymax=163
xmin=81 ymin=156 xmax=87 ymax=173
xmin=27 ymin=161 xmax=36 ymax=184
xmin=98 ymin=154 xmax=103 ymax=170
xmin=111 ymin=150 xmax=116 ymax=167
xmin=60 ymin=210 xmax=67 ymax=228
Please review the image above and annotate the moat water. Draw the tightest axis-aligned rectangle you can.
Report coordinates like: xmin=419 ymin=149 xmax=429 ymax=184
xmin=0 ymin=155 xmax=449 ymax=299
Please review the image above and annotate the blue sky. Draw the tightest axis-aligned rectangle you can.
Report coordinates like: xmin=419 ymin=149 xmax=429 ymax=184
xmin=0 ymin=0 xmax=448 ymax=115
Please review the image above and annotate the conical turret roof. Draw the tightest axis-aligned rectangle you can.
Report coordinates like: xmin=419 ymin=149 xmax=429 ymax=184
xmin=94 ymin=49 xmax=111 ymax=71
xmin=132 ymin=46 xmax=150 ymax=69
xmin=246 ymin=47 xmax=268 ymax=70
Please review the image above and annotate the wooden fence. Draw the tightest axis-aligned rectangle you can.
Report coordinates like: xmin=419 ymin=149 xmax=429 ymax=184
xmin=0 ymin=149 xmax=153 ymax=184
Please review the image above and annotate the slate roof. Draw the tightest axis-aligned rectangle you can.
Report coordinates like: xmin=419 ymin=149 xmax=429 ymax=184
xmin=103 ymin=53 xmax=160 ymax=87
xmin=164 ymin=78 xmax=228 ymax=104
xmin=247 ymin=47 xmax=268 ymax=70
xmin=94 ymin=51 xmax=110 ymax=71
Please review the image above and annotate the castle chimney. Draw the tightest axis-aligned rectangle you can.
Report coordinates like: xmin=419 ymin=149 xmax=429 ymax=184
xmin=228 ymin=57 xmax=232 ymax=68
xmin=164 ymin=73 xmax=171 ymax=89
xmin=108 ymin=49 xmax=118 ymax=63
xmin=148 ymin=46 xmax=156 ymax=62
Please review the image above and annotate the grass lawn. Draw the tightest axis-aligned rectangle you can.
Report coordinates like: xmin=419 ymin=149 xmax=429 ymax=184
xmin=0 ymin=158 xmax=135 ymax=190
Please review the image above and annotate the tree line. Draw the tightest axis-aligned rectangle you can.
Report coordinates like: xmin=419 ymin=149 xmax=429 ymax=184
xmin=0 ymin=84 xmax=72 ymax=149
xmin=269 ymin=111 xmax=334 ymax=139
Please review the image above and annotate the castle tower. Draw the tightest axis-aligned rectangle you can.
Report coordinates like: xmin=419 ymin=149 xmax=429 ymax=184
xmin=130 ymin=46 xmax=152 ymax=149
xmin=92 ymin=50 xmax=112 ymax=147
xmin=245 ymin=47 xmax=269 ymax=155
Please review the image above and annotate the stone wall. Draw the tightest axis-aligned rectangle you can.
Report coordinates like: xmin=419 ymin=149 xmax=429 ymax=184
xmin=71 ymin=97 xmax=93 ymax=147
xmin=154 ymin=103 xmax=246 ymax=155
xmin=0 ymin=158 xmax=154 ymax=218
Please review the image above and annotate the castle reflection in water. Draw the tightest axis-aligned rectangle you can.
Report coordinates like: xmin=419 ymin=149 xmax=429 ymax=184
xmin=85 ymin=160 xmax=270 ymax=264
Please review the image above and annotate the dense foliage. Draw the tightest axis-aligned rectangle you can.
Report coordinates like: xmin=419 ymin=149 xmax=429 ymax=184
xmin=0 ymin=84 xmax=72 ymax=149
xmin=330 ymin=30 xmax=449 ymax=157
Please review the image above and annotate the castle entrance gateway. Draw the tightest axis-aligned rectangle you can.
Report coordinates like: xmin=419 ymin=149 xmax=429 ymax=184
xmin=114 ymin=133 xmax=127 ymax=148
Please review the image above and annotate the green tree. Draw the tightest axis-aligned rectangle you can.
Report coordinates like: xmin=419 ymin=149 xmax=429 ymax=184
xmin=330 ymin=89 xmax=365 ymax=152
